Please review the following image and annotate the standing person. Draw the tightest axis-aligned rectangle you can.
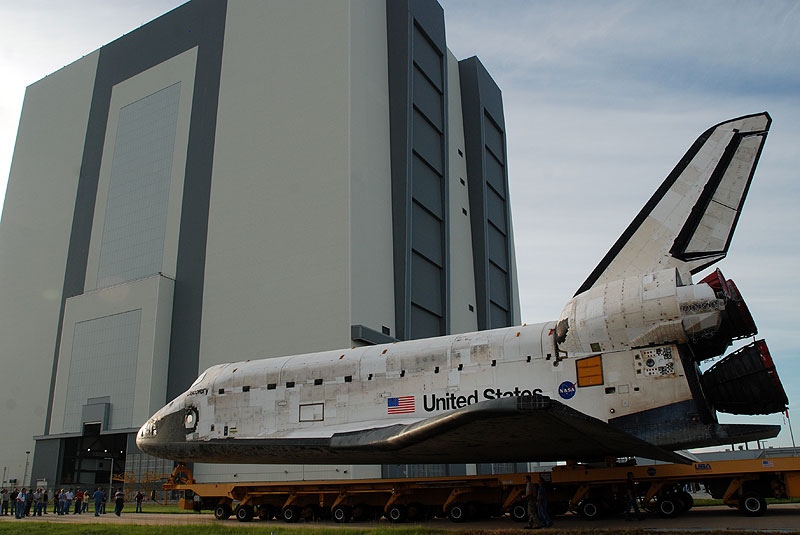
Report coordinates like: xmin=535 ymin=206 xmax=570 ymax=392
xmin=624 ymin=472 xmax=644 ymax=521
xmin=24 ymin=488 xmax=33 ymax=516
xmin=74 ymin=488 xmax=83 ymax=514
xmin=523 ymin=475 xmax=540 ymax=529
xmin=14 ymin=488 xmax=26 ymax=519
xmin=8 ymin=487 xmax=19 ymax=516
xmin=101 ymin=489 xmax=107 ymax=514
xmin=52 ymin=489 xmax=60 ymax=514
xmin=9 ymin=488 xmax=18 ymax=518
xmin=114 ymin=488 xmax=125 ymax=516
xmin=1 ymin=489 xmax=8 ymax=516
xmin=63 ymin=487 xmax=73 ymax=515
xmin=134 ymin=490 xmax=144 ymax=513
xmin=32 ymin=488 xmax=41 ymax=516
xmin=537 ymin=476 xmax=553 ymax=528
xmin=93 ymin=487 xmax=104 ymax=517
xmin=41 ymin=489 xmax=48 ymax=515
xmin=58 ymin=489 xmax=66 ymax=515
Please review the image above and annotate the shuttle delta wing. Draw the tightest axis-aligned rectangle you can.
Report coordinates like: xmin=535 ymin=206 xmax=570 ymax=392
xmin=577 ymin=112 xmax=771 ymax=295
xmin=330 ymin=395 xmax=691 ymax=464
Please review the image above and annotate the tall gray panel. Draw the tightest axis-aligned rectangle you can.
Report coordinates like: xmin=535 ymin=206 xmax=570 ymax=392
xmin=459 ymin=57 xmax=515 ymax=330
xmin=387 ymin=0 xmax=449 ymax=340
xmin=97 ymin=83 xmax=181 ymax=287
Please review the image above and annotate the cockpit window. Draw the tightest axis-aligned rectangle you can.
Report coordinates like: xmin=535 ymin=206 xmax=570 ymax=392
xmin=189 ymin=371 xmax=207 ymax=389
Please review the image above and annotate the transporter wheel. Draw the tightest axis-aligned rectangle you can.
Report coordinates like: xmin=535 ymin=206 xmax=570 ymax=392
xmin=510 ymin=502 xmax=528 ymax=522
xmin=386 ymin=504 xmax=407 ymax=523
xmin=235 ymin=504 xmax=254 ymax=522
xmin=281 ymin=505 xmax=300 ymax=523
xmin=447 ymin=502 xmax=468 ymax=523
xmin=739 ymin=491 xmax=767 ymax=516
xmin=579 ymin=499 xmax=602 ymax=520
xmin=657 ymin=496 xmax=680 ymax=518
xmin=213 ymin=503 xmax=232 ymax=520
xmin=332 ymin=505 xmax=352 ymax=523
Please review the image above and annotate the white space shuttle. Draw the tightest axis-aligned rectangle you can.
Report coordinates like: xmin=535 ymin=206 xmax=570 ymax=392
xmin=138 ymin=113 xmax=787 ymax=465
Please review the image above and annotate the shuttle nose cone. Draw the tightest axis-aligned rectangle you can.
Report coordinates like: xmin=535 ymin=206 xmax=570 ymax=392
xmin=135 ymin=409 xmax=187 ymax=460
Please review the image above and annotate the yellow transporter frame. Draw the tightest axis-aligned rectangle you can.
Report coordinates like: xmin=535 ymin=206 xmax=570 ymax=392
xmin=163 ymin=456 xmax=800 ymax=523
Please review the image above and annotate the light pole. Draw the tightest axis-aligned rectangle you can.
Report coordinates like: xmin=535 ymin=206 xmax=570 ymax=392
xmin=23 ymin=451 xmax=30 ymax=488
xmin=105 ymin=457 xmax=114 ymax=513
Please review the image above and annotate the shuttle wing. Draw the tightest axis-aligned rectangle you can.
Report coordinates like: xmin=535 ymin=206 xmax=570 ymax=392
xmin=576 ymin=113 xmax=771 ymax=296
xmin=330 ymin=395 xmax=692 ymax=464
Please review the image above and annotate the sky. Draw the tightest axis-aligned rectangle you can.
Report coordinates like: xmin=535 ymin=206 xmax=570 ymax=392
xmin=1 ymin=1 xmax=799 ymax=450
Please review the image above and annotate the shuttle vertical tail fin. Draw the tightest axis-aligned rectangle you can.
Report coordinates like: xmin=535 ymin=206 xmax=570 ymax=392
xmin=576 ymin=112 xmax=771 ymax=295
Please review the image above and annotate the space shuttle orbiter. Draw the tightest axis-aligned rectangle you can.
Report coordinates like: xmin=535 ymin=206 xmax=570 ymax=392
xmin=138 ymin=113 xmax=787 ymax=465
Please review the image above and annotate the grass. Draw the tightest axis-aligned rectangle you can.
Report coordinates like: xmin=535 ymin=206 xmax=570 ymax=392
xmin=2 ymin=524 xmax=799 ymax=535
xmin=0 ymin=525 xmax=442 ymax=535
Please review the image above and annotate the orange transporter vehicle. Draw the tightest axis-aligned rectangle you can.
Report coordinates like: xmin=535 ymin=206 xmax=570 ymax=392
xmin=164 ymin=456 xmax=800 ymax=523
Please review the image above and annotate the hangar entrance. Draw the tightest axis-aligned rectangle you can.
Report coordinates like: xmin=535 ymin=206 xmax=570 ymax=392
xmin=58 ymin=426 xmax=127 ymax=487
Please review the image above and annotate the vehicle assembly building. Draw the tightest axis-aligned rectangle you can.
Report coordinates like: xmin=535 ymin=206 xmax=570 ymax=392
xmin=0 ymin=0 xmax=520 ymax=488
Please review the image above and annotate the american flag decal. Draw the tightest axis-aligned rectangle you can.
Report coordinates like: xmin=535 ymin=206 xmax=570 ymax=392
xmin=387 ymin=395 xmax=415 ymax=414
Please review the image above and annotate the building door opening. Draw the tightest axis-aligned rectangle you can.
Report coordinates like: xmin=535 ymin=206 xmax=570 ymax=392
xmin=59 ymin=429 xmax=127 ymax=487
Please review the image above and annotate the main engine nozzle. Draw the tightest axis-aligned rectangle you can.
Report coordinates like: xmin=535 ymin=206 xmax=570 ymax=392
xmin=686 ymin=269 xmax=758 ymax=357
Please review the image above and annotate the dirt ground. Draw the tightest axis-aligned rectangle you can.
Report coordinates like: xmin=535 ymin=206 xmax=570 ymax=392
xmin=1 ymin=503 xmax=799 ymax=532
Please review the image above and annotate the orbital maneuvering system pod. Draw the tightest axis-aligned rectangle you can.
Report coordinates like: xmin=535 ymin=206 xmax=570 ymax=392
xmin=138 ymin=113 xmax=787 ymax=465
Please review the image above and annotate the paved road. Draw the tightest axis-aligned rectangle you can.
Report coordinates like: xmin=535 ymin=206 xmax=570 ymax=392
xmin=2 ymin=504 xmax=800 ymax=532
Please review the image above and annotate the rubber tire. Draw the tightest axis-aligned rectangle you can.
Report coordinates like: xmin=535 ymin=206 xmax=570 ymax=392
xmin=657 ymin=497 xmax=680 ymax=518
xmin=510 ymin=502 xmax=528 ymax=522
xmin=387 ymin=504 xmax=407 ymax=523
xmin=739 ymin=491 xmax=767 ymax=517
xmin=447 ymin=502 xmax=468 ymax=523
xmin=235 ymin=504 xmax=254 ymax=522
xmin=214 ymin=503 xmax=232 ymax=520
xmin=332 ymin=505 xmax=352 ymax=523
xmin=281 ymin=505 xmax=300 ymax=523
xmin=579 ymin=500 xmax=602 ymax=520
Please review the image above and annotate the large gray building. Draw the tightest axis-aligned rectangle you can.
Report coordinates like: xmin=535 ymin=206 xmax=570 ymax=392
xmin=0 ymin=0 xmax=520 ymax=488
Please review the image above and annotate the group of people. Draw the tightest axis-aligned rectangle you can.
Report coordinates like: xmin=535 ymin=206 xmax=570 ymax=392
xmin=1 ymin=488 xmax=50 ymax=518
xmin=523 ymin=474 xmax=554 ymax=529
xmin=1 ymin=487 xmax=141 ymax=518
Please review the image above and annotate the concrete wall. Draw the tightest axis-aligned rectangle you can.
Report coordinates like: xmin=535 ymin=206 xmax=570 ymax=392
xmin=349 ymin=0 xmax=396 ymax=339
xmin=199 ymin=0 xmax=352 ymax=372
xmin=446 ymin=51 xmax=479 ymax=334
xmin=196 ymin=0 xmax=359 ymax=483
xmin=0 ymin=52 xmax=99 ymax=486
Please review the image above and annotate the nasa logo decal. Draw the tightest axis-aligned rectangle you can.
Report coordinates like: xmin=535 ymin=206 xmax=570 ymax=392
xmin=647 ymin=467 xmax=657 ymax=476
xmin=558 ymin=381 xmax=576 ymax=400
